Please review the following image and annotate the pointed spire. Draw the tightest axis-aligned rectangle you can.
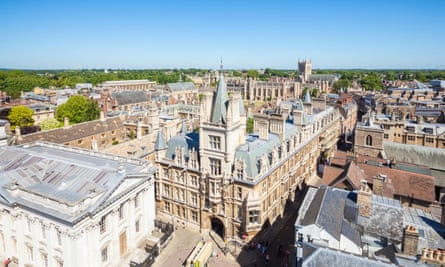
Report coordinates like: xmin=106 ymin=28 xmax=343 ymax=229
xmin=180 ymin=120 xmax=187 ymax=135
xmin=210 ymin=62 xmax=229 ymax=124
xmin=154 ymin=129 xmax=167 ymax=151
xmin=303 ymin=89 xmax=311 ymax=103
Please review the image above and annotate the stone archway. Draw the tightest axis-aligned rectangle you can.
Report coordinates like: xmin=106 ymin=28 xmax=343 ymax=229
xmin=210 ymin=217 xmax=225 ymax=239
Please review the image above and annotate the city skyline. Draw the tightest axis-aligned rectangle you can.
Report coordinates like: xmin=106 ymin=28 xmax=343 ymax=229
xmin=1 ymin=0 xmax=444 ymax=70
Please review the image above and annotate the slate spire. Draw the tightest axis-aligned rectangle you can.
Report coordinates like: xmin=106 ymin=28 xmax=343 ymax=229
xmin=210 ymin=61 xmax=229 ymax=124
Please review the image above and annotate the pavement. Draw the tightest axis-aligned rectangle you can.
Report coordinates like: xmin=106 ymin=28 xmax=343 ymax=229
xmin=152 ymin=228 xmax=239 ymax=267
xmin=153 ymin=188 xmax=307 ymax=267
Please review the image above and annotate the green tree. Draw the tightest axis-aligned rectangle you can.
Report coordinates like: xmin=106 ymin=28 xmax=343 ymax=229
xmin=247 ymin=70 xmax=259 ymax=79
xmin=8 ymin=106 xmax=34 ymax=131
xmin=333 ymin=79 xmax=352 ymax=92
xmin=246 ymin=117 xmax=254 ymax=134
xmin=55 ymin=95 xmax=100 ymax=124
xmin=40 ymin=117 xmax=61 ymax=131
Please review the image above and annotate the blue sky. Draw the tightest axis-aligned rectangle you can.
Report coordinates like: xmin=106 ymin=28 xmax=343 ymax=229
xmin=0 ymin=0 xmax=444 ymax=69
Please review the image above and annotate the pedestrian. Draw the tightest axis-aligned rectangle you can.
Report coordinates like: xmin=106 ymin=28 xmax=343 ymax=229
xmin=3 ymin=258 xmax=11 ymax=267
xmin=265 ymin=254 xmax=270 ymax=265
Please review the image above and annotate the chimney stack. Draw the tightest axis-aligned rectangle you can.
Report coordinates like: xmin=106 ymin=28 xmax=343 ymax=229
xmin=373 ymin=174 xmax=386 ymax=196
xmin=403 ymin=225 xmax=419 ymax=256
xmin=357 ymin=181 xmax=372 ymax=218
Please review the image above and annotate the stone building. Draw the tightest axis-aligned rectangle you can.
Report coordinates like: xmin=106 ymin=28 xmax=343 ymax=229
xmin=0 ymin=142 xmax=157 ymax=267
xmin=354 ymin=113 xmax=384 ymax=157
xmin=298 ymin=60 xmax=312 ymax=82
xmin=154 ymin=71 xmax=340 ymax=241
xmin=96 ymin=80 xmax=156 ymax=92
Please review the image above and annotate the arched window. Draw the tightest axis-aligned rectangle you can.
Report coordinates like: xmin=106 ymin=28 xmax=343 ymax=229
xmin=366 ymin=135 xmax=373 ymax=146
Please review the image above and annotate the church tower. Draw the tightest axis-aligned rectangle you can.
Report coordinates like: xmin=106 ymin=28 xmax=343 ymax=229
xmin=354 ymin=111 xmax=384 ymax=157
xmin=298 ymin=59 xmax=312 ymax=82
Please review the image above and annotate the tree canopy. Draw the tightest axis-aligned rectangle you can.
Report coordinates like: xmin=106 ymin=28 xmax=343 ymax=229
xmin=8 ymin=106 xmax=34 ymax=131
xmin=40 ymin=117 xmax=61 ymax=131
xmin=55 ymin=95 xmax=100 ymax=124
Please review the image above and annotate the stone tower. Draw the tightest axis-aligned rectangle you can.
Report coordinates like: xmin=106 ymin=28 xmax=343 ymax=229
xmin=354 ymin=112 xmax=384 ymax=157
xmin=298 ymin=59 xmax=312 ymax=82
xmin=199 ymin=66 xmax=246 ymax=178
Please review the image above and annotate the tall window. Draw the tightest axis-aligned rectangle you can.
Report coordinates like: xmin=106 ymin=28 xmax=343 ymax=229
xmin=237 ymin=187 xmax=242 ymax=200
xmin=210 ymin=158 xmax=221 ymax=176
xmin=100 ymin=216 xmax=107 ymax=234
xmin=119 ymin=231 xmax=127 ymax=256
xmin=191 ymin=193 xmax=198 ymax=206
xmin=41 ymin=225 xmax=46 ymax=239
xmin=209 ymin=135 xmax=221 ymax=150
xmin=190 ymin=175 xmax=198 ymax=187
xmin=165 ymin=202 xmax=171 ymax=212
xmin=191 ymin=211 xmax=198 ymax=222
xmin=101 ymin=246 xmax=108 ymax=262
xmin=118 ymin=204 xmax=124 ymax=220
xmin=135 ymin=219 xmax=140 ymax=233
xmin=249 ymin=210 xmax=260 ymax=224
xmin=365 ymin=135 xmax=373 ymax=146
xmin=41 ymin=253 xmax=48 ymax=267
xmin=57 ymin=230 xmax=62 ymax=246
xmin=135 ymin=192 xmax=140 ymax=208
xmin=164 ymin=184 xmax=170 ymax=197
xmin=27 ymin=245 xmax=33 ymax=261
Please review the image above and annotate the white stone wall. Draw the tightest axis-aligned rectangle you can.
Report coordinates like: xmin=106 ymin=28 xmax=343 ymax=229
xmin=0 ymin=179 xmax=155 ymax=267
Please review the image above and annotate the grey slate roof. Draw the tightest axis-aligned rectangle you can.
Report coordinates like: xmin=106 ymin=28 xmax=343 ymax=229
xmin=302 ymin=244 xmax=393 ymax=267
xmin=165 ymin=131 xmax=199 ymax=162
xmin=384 ymin=141 xmax=445 ymax=171
xmin=166 ymin=82 xmax=195 ymax=92
xmin=358 ymin=195 xmax=404 ymax=242
xmin=210 ymin=73 xmax=229 ymax=124
xmin=299 ymin=186 xmax=360 ymax=244
xmin=21 ymin=117 xmax=123 ymax=144
xmin=0 ymin=143 xmax=155 ymax=225
xmin=112 ymin=91 xmax=149 ymax=105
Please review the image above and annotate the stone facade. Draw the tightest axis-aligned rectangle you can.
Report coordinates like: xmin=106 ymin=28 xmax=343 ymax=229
xmin=354 ymin=114 xmax=384 ymax=157
xmin=154 ymin=71 xmax=340 ymax=241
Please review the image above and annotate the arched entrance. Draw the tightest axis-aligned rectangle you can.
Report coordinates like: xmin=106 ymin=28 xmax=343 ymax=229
xmin=210 ymin=217 xmax=225 ymax=239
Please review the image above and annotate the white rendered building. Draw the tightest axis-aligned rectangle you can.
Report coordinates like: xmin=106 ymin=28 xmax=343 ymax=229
xmin=0 ymin=142 xmax=157 ymax=267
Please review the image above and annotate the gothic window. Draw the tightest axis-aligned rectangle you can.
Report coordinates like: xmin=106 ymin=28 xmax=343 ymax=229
xmin=248 ymin=210 xmax=260 ymax=224
xmin=190 ymin=175 xmax=198 ymax=187
xmin=191 ymin=193 xmax=198 ymax=206
xmin=210 ymin=158 xmax=221 ymax=175
xmin=365 ymin=135 xmax=373 ymax=146
xmin=191 ymin=211 xmax=198 ymax=222
xmin=235 ymin=159 xmax=245 ymax=180
xmin=237 ymin=187 xmax=242 ymax=199
xmin=209 ymin=135 xmax=221 ymax=150
xmin=163 ymin=184 xmax=169 ymax=197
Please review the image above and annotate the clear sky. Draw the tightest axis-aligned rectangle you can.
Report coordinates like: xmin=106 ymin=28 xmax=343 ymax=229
xmin=0 ymin=0 xmax=444 ymax=70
